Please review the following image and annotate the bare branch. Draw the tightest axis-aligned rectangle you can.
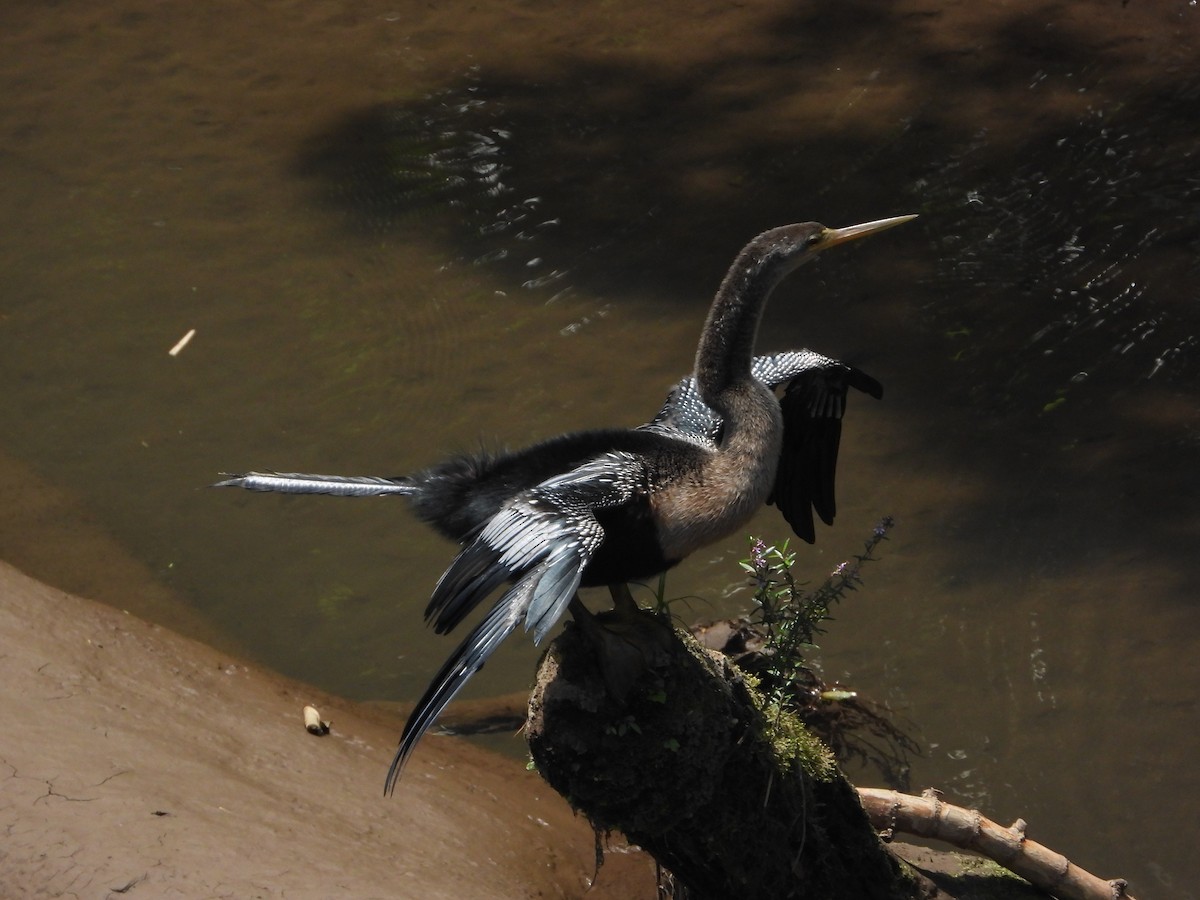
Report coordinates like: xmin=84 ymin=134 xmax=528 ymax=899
xmin=856 ymin=788 xmax=1136 ymax=900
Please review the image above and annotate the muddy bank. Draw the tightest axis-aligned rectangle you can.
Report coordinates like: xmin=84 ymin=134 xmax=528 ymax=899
xmin=0 ymin=560 xmax=653 ymax=898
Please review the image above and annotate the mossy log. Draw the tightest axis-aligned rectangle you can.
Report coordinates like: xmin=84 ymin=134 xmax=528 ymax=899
xmin=525 ymin=609 xmax=912 ymax=900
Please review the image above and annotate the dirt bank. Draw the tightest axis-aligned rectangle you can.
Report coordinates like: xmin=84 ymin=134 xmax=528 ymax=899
xmin=0 ymin=560 xmax=653 ymax=898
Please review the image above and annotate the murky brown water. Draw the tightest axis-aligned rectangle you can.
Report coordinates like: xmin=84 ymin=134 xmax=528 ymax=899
xmin=2 ymin=0 xmax=1197 ymax=893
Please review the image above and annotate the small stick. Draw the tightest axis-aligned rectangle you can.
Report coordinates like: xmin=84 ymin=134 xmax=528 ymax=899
xmin=168 ymin=328 xmax=196 ymax=357
xmin=303 ymin=705 xmax=330 ymax=736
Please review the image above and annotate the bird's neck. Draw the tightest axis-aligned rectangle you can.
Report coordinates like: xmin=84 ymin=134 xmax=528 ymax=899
xmin=694 ymin=246 xmax=785 ymax=413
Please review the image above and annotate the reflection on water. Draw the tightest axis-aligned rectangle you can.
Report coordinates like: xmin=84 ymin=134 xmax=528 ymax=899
xmin=923 ymin=80 xmax=1200 ymax=394
xmin=298 ymin=73 xmax=649 ymax=306
xmin=299 ymin=74 xmax=516 ymax=228
xmin=1 ymin=0 xmax=1197 ymax=894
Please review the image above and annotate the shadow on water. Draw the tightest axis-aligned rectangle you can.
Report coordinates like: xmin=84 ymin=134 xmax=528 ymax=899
xmin=294 ymin=0 xmax=1200 ymax=590
xmin=298 ymin=6 xmax=1200 ymax=373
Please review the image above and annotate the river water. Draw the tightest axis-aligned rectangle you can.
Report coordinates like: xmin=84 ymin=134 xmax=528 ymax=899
xmin=2 ymin=0 xmax=1196 ymax=894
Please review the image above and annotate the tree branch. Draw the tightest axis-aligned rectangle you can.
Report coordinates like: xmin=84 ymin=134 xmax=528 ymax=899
xmin=856 ymin=788 xmax=1137 ymax=900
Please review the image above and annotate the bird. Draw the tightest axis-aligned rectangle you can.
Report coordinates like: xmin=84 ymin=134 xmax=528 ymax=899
xmin=214 ymin=351 xmax=880 ymax=545
xmin=215 ymin=214 xmax=915 ymax=792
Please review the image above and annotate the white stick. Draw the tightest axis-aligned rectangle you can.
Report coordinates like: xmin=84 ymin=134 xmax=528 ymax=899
xmin=168 ymin=328 xmax=196 ymax=357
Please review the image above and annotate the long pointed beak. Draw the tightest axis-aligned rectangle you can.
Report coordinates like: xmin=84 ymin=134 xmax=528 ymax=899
xmin=819 ymin=214 xmax=918 ymax=250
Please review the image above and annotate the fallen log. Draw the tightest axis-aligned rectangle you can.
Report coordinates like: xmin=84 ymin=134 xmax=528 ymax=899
xmin=526 ymin=612 xmax=1138 ymax=900
xmin=526 ymin=612 xmax=914 ymax=900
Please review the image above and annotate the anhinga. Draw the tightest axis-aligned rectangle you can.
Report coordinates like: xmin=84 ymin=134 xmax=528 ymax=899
xmin=216 ymin=215 xmax=914 ymax=793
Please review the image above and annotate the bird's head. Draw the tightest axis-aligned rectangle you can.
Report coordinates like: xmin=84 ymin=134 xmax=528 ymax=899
xmin=751 ymin=214 xmax=918 ymax=280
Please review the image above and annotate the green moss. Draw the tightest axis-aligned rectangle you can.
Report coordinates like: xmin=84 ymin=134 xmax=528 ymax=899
xmin=956 ymin=855 xmax=1025 ymax=880
xmin=764 ymin=703 xmax=838 ymax=782
xmin=730 ymin=651 xmax=838 ymax=783
xmin=903 ymin=850 xmax=1043 ymax=900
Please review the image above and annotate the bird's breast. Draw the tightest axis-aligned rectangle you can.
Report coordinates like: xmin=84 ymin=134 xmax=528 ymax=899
xmin=650 ymin=389 xmax=783 ymax=561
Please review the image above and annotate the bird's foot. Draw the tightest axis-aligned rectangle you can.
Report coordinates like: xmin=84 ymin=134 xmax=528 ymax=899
xmin=568 ymin=593 xmax=675 ymax=703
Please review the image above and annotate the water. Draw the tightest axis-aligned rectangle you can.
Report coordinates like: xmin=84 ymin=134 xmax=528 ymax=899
xmin=2 ymin=0 xmax=1197 ymax=894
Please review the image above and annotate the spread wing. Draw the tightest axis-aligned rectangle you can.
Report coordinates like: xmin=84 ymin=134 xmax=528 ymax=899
xmin=769 ymin=363 xmax=883 ymax=543
xmin=384 ymin=451 xmax=647 ymax=788
xmin=643 ymin=350 xmax=882 ymax=543
xmin=642 ymin=350 xmax=849 ymax=442
xmin=384 ymin=588 xmax=527 ymax=795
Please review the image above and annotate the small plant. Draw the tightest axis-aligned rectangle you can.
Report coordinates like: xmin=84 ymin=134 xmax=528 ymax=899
xmin=741 ymin=516 xmax=895 ymax=707
xmin=727 ymin=516 xmax=918 ymax=788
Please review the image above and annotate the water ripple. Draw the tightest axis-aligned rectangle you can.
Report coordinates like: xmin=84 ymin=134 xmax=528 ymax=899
xmin=917 ymin=78 xmax=1200 ymax=394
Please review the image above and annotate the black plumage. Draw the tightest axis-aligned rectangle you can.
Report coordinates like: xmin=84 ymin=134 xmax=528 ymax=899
xmin=214 ymin=215 xmax=914 ymax=792
xmin=770 ymin=362 xmax=883 ymax=542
